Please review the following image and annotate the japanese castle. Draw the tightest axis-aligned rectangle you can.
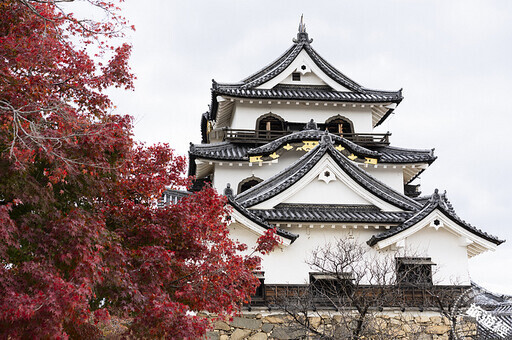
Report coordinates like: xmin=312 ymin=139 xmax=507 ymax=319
xmin=175 ymin=19 xmax=504 ymax=305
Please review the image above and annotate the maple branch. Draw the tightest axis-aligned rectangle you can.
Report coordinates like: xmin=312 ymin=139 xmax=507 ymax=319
xmin=17 ymin=0 xmax=127 ymax=37
xmin=0 ymin=100 xmax=123 ymax=170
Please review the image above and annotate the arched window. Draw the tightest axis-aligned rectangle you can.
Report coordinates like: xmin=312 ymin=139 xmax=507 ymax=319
xmin=238 ymin=176 xmax=263 ymax=194
xmin=256 ymin=113 xmax=285 ymax=132
xmin=325 ymin=115 xmax=354 ymax=136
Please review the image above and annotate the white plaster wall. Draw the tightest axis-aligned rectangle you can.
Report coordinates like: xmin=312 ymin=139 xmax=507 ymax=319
xmin=404 ymin=227 xmax=470 ymax=285
xmin=279 ymin=72 xmax=328 ymax=86
xmin=282 ymin=179 xmax=372 ymax=205
xmin=257 ymin=50 xmax=350 ymax=92
xmin=230 ymin=102 xmax=374 ymax=133
xmin=229 ymin=223 xmax=469 ymax=286
xmin=211 ymin=152 xmax=302 ymax=194
xmin=229 ymin=226 xmax=391 ymax=284
xmin=365 ymin=167 xmax=405 ymax=194
xmin=249 ymin=154 xmax=401 ymax=212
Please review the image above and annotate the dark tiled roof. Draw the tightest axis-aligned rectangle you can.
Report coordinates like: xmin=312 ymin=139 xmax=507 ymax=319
xmin=189 ymin=142 xmax=250 ymax=160
xmin=247 ymin=129 xmax=379 ymax=158
xmin=213 ymin=84 xmax=402 ymax=103
xmin=209 ymin=33 xmax=402 ymax=127
xmin=235 ymin=133 xmax=422 ymax=211
xmin=367 ymin=190 xmax=504 ymax=246
xmin=250 ymin=204 xmax=411 ymax=223
xmin=189 ymin=131 xmax=435 ymax=165
xmin=372 ymin=146 xmax=436 ymax=164
xmin=227 ymin=196 xmax=299 ymax=242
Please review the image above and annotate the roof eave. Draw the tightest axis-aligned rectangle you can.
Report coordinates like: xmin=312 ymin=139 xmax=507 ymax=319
xmin=228 ymin=197 xmax=299 ymax=243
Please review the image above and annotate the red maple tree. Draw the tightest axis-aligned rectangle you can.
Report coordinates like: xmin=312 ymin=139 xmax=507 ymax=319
xmin=0 ymin=1 xmax=274 ymax=338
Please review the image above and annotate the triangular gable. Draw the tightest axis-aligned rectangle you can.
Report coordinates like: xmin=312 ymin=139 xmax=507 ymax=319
xmin=253 ymin=153 xmax=396 ymax=211
xmin=368 ymin=191 xmax=504 ymax=257
xmin=236 ymin=134 xmax=421 ymax=212
xmin=256 ymin=49 xmax=350 ymax=91
xmin=371 ymin=209 xmax=498 ymax=258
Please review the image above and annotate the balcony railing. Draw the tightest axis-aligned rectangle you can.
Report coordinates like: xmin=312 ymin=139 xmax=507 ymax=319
xmin=249 ymin=284 xmax=469 ymax=309
xmin=223 ymin=129 xmax=291 ymax=143
xmin=216 ymin=128 xmax=390 ymax=146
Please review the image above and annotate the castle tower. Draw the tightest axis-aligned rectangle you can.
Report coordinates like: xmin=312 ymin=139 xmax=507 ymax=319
xmin=185 ymin=19 xmax=503 ymax=305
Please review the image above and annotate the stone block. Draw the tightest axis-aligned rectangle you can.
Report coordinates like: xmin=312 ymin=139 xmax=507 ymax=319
xmin=416 ymin=334 xmax=433 ymax=340
xmin=263 ymin=315 xmax=285 ymax=324
xmin=261 ymin=323 xmax=274 ymax=333
xmin=416 ymin=316 xmax=432 ymax=323
xmin=308 ymin=316 xmax=321 ymax=328
xmin=402 ymin=322 xmax=422 ymax=334
xmin=220 ymin=335 xmax=229 ymax=340
xmin=231 ymin=328 xmax=251 ymax=340
xmin=205 ymin=331 xmax=220 ymax=340
xmin=214 ymin=321 xmax=231 ymax=331
xmin=230 ymin=316 xmax=262 ymax=330
xmin=248 ymin=332 xmax=267 ymax=340
xmin=430 ymin=316 xmax=442 ymax=324
xmin=271 ymin=326 xmax=306 ymax=340
xmin=425 ymin=324 xmax=450 ymax=335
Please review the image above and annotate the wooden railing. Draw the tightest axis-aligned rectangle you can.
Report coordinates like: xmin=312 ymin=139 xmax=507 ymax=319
xmin=223 ymin=129 xmax=291 ymax=143
xmin=216 ymin=128 xmax=390 ymax=146
xmin=249 ymin=284 xmax=469 ymax=309
xmin=333 ymin=132 xmax=390 ymax=146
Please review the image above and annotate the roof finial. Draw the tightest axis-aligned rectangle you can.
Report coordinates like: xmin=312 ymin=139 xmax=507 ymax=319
xmin=431 ymin=188 xmax=440 ymax=202
xmin=298 ymin=14 xmax=306 ymax=33
xmin=224 ymin=183 xmax=233 ymax=198
xmin=293 ymin=14 xmax=313 ymax=44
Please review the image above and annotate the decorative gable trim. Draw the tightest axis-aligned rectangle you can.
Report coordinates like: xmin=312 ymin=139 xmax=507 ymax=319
xmin=250 ymin=154 xmax=399 ymax=212
xmin=256 ymin=50 xmax=349 ymax=92
xmin=368 ymin=189 xmax=504 ymax=257
xmin=371 ymin=209 xmax=498 ymax=258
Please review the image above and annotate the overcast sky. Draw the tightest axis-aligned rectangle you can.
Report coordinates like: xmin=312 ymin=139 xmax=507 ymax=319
xmin=106 ymin=0 xmax=512 ymax=294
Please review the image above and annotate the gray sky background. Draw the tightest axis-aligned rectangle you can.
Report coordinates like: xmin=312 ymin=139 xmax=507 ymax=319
xmin=106 ymin=0 xmax=512 ymax=294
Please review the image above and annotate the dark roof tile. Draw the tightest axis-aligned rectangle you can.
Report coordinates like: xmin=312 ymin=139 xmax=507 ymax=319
xmin=235 ymin=133 xmax=421 ymax=211
xmin=367 ymin=190 xmax=504 ymax=246
xmin=228 ymin=196 xmax=299 ymax=242
xmin=250 ymin=204 xmax=411 ymax=223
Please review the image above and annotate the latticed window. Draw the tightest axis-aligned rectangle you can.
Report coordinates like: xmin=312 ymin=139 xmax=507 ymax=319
xmin=252 ymin=272 xmax=265 ymax=300
xmin=309 ymin=272 xmax=353 ymax=297
xmin=325 ymin=116 xmax=353 ymax=136
xmin=396 ymin=258 xmax=435 ymax=285
xmin=257 ymin=116 xmax=284 ymax=131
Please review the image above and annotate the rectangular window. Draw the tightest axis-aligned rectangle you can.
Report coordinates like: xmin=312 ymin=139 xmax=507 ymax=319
xmin=309 ymin=272 xmax=353 ymax=297
xmin=396 ymin=257 xmax=435 ymax=286
xmin=292 ymin=72 xmax=301 ymax=81
xmin=252 ymin=272 xmax=265 ymax=300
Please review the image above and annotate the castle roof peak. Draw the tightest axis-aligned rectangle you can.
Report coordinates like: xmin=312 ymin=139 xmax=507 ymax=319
xmin=293 ymin=14 xmax=313 ymax=44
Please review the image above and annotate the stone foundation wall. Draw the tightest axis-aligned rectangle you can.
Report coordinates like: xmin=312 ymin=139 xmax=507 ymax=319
xmin=204 ymin=311 xmax=473 ymax=340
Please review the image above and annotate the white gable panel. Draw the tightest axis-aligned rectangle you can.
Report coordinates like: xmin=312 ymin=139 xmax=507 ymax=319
xmin=282 ymin=176 xmax=372 ymax=205
xmin=249 ymin=154 xmax=402 ymax=212
xmin=256 ymin=50 xmax=350 ymax=92
xmin=279 ymin=70 xmax=328 ymax=86
xmin=374 ymin=210 xmax=498 ymax=257
xmin=404 ymin=227 xmax=471 ymax=285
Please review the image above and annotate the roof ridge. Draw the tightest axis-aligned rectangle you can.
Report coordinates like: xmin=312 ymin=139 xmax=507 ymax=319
xmin=324 ymin=142 xmax=422 ymax=211
xmin=247 ymin=129 xmax=379 ymax=158
xmin=236 ymin=134 xmax=422 ymax=211
xmin=367 ymin=189 xmax=504 ymax=246
xmin=376 ymin=145 xmax=435 ymax=154
xmin=236 ymin=142 xmax=325 ymax=205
